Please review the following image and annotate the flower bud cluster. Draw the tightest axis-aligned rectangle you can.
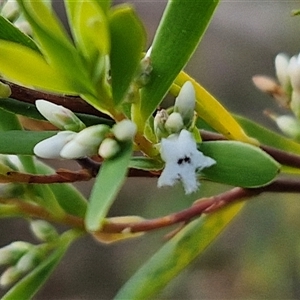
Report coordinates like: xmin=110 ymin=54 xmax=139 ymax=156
xmin=0 ymin=220 xmax=60 ymax=287
xmin=253 ymin=52 xmax=300 ymax=140
xmin=0 ymin=241 xmax=38 ymax=287
xmin=154 ymin=81 xmax=196 ymax=141
xmin=153 ymin=81 xmax=216 ymax=194
xmin=34 ymin=100 xmax=137 ymax=160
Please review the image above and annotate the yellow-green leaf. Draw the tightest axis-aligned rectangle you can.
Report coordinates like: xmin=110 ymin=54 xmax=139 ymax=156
xmin=115 ymin=201 xmax=245 ymax=299
xmin=174 ymin=72 xmax=258 ymax=145
xmin=0 ymin=41 xmax=75 ymax=94
xmin=109 ymin=4 xmax=146 ymax=105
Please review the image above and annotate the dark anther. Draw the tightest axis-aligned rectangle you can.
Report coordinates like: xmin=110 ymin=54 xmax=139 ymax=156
xmin=177 ymin=156 xmax=191 ymax=165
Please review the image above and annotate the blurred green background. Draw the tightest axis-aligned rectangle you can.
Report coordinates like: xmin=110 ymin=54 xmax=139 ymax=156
xmin=2 ymin=1 xmax=300 ymax=299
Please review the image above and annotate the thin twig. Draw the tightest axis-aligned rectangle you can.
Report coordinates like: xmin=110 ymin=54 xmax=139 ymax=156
xmin=2 ymin=80 xmax=106 ymax=117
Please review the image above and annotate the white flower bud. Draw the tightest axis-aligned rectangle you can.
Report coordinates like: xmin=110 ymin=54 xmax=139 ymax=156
xmin=165 ymin=112 xmax=184 ymax=134
xmin=290 ymin=90 xmax=300 ymax=119
xmin=14 ymin=18 xmax=32 ymax=36
xmin=275 ymin=53 xmax=290 ymax=91
xmin=30 ymin=220 xmax=59 ymax=242
xmin=174 ymin=81 xmax=195 ymax=126
xmin=60 ymin=125 xmax=110 ymax=159
xmin=0 ymin=266 xmax=22 ymax=287
xmin=34 ymin=131 xmax=76 ymax=159
xmin=135 ymin=56 xmax=153 ymax=87
xmin=154 ymin=109 xmax=169 ymax=140
xmin=275 ymin=114 xmax=300 ymax=140
xmin=0 ymin=241 xmax=31 ymax=266
xmin=0 ymin=81 xmax=11 ymax=98
xmin=1 ymin=0 xmax=19 ymax=21
xmin=35 ymin=100 xmax=85 ymax=132
xmin=113 ymin=120 xmax=137 ymax=142
xmin=16 ymin=249 xmax=41 ymax=273
xmin=98 ymin=138 xmax=120 ymax=159
xmin=288 ymin=55 xmax=300 ymax=92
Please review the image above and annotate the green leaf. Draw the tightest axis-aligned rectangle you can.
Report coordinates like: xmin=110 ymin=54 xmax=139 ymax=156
xmin=2 ymin=238 xmax=71 ymax=300
xmin=0 ymin=107 xmax=21 ymax=131
xmin=0 ymin=130 xmax=55 ymax=155
xmin=236 ymin=115 xmax=300 ymax=155
xmin=94 ymin=0 xmax=111 ymax=13
xmin=129 ymin=157 xmax=163 ymax=171
xmin=0 ymin=98 xmax=114 ymax=127
xmin=16 ymin=0 xmax=95 ymax=95
xmin=35 ymin=161 xmax=87 ymax=218
xmin=85 ymin=142 xmax=132 ymax=232
xmin=65 ymin=0 xmax=110 ymax=61
xmin=199 ymin=141 xmax=280 ymax=187
xmin=109 ymin=4 xmax=146 ymax=105
xmin=139 ymin=0 xmax=219 ymax=123
xmin=0 ymin=41 xmax=77 ymax=94
xmin=0 ymin=15 xmax=39 ymax=51
xmin=0 ymin=98 xmax=44 ymax=120
xmin=115 ymin=201 xmax=244 ymax=300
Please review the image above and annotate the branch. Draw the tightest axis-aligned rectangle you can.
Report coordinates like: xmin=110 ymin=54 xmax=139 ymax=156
xmin=1 ymin=79 xmax=107 ymax=118
xmin=100 ymin=178 xmax=300 ymax=234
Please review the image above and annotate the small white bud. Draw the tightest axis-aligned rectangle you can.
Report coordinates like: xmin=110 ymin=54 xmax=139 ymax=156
xmin=290 ymin=90 xmax=300 ymax=119
xmin=174 ymin=81 xmax=196 ymax=126
xmin=0 ymin=81 xmax=11 ymax=98
xmin=1 ymin=0 xmax=19 ymax=21
xmin=35 ymin=100 xmax=85 ymax=132
xmin=275 ymin=53 xmax=290 ymax=91
xmin=60 ymin=125 xmax=110 ymax=159
xmin=34 ymin=131 xmax=76 ymax=159
xmin=98 ymin=138 xmax=120 ymax=159
xmin=276 ymin=114 xmax=300 ymax=140
xmin=288 ymin=55 xmax=300 ymax=92
xmin=30 ymin=220 xmax=59 ymax=242
xmin=0 ymin=241 xmax=31 ymax=266
xmin=0 ymin=266 xmax=22 ymax=287
xmin=165 ymin=112 xmax=184 ymax=134
xmin=16 ymin=249 xmax=41 ymax=273
xmin=135 ymin=56 xmax=153 ymax=87
xmin=14 ymin=18 xmax=32 ymax=36
xmin=113 ymin=120 xmax=137 ymax=142
xmin=154 ymin=109 xmax=169 ymax=140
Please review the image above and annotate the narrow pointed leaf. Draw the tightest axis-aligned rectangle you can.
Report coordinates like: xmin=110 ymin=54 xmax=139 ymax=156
xmin=139 ymin=0 xmax=219 ymax=122
xmin=199 ymin=141 xmax=280 ymax=187
xmin=0 ymin=130 xmax=55 ymax=155
xmin=0 ymin=41 xmax=76 ymax=94
xmin=65 ymin=0 xmax=110 ymax=60
xmin=16 ymin=0 xmax=95 ymax=95
xmin=109 ymin=5 xmax=146 ymax=105
xmin=2 ymin=241 xmax=70 ymax=300
xmin=236 ymin=115 xmax=300 ymax=155
xmin=94 ymin=0 xmax=111 ymax=13
xmin=85 ymin=142 xmax=132 ymax=232
xmin=115 ymin=202 xmax=244 ymax=300
xmin=175 ymin=72 xmax=258 ymax=145
xmin=0 ymin=15 xmax=39 ymax=51
xmin=129 ymin=157 xmax=163 ymax=171
xmin=0 ymin=107 xmax=21 ymax=131
xmin=35 ymin=161 xmax=87 ymax=218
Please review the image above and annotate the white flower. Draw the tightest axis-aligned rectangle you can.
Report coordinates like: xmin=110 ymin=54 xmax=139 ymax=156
xmin=158 ymin=129 xmax=216 ymax=194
